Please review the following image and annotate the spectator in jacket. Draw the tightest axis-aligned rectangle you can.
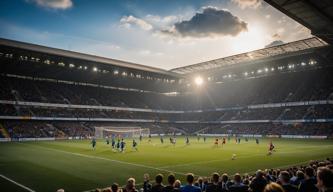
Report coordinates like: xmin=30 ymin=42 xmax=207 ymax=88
xmin=152 ymin=174 xmax=165 ymax=192
xmin=250 ymin=170 xmax=268 ymax=192
xmin=180 ymin=173 xmax=201 ymax=192
xmin=206 ymin=172 xmax=221 ymax=192
xmin=228 ymin=173 xmax=248 ymax=192
xmin=278 ymin=171 xmax=297 ymax=192
xmin=316 ymin=167 xmax=333 ymax=192
xmin=298 ymin=167 xmax=318 ymax=192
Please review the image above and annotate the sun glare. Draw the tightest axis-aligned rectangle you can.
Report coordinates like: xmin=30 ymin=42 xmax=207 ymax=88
xmin=231 ymin=24 xmax=266 ymax=53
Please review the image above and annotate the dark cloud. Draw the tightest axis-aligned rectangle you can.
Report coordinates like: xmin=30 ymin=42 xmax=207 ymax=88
xmin=265 ymin=40 xmax=284 ymax=48
xmin=167 ymin=7 xmax=248 ymax=38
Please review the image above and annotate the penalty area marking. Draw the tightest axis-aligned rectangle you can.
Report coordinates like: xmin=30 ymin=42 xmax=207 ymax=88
xmin=0 ymin=174 xmax=35 ymax=192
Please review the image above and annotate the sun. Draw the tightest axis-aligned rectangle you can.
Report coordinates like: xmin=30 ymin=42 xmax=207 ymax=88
xmin=231 ymin=23 xmax=267 ymax=53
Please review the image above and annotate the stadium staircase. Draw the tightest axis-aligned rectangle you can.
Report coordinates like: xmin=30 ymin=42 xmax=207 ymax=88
xmin=217 ymin=112 xmax=228 ymax=121
xmin=0 ymin=123 xmax=10 ymax=138
xmin=80 ymin=122 xmax=94 ymax=132
xmin=47 ymin=124 xmax=66 ymax=137
xmin=303 ymin=106 xmax=315 ymax=119
xmin=194 ymin=126 xmax=211 ymax=134
xmin=90 ymin=99 xmax=108 ymax=117
xmin=33 ymin=84 xmax=46 ymax=102
xmin=231 ymin=111 xmax=241 ymax=120
xmin=168 ymin=126 xmax=187 ymax=134
xmin=11 ymin=89 xmax=35 ymax=116
xmin=276 ymin=108 xmax=290 ymax=120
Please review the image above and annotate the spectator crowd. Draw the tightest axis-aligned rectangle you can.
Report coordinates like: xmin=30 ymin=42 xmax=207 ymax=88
xmin=76 ymin=158 xmax=333 ymax=192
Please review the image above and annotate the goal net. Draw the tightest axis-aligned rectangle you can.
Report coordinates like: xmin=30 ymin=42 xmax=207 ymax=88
xmin=94 ymin=126 xmax=150 ymax=139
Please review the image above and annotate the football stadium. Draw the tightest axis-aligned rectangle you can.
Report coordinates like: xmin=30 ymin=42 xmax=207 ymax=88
xmin=1 ymin=0 xmax=333 ymax=192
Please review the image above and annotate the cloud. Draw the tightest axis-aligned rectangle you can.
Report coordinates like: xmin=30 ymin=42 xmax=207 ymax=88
xmin=163 ymin=6 xmax=248 ymax=38
xmin=120 ymin=15 xmax=153 ymax=31
xmin=272 ymin=33 xmax=281 ymax=39
xmin=27 ymin=0 xmax=73 ymax=10
xmin=232 ymin=0 xmax=261 ymax=9
xmin=265 ymin=40 xmax=284 ymax=48
xmin=145 ymin=15 xmax=179 ymax=28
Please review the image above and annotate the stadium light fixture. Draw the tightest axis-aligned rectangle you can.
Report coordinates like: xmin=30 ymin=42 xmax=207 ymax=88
xmin=244 ymin=72 xmax=248 ymax=76
xmin=113 ymin=70 xmax=119 ymax=75
xmin=93 ymin=67 xmax=98 ymax=72
xmin=288 ymin=64 xmax=295 ymax=69
xmin=194 ymin=76 xmax=204 ymax=86
xmin=309 ymin=60 xmax=316 ymax=65
xmin=58 ymin=62 xmax=65 ymax=67
xmin=264 ymin=68 xmax=269 ymax=72
xmin=301 ymin=62 xmax=306 ymax=66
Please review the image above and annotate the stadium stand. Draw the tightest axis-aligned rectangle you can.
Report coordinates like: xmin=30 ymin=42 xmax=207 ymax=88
xmin=1 ymin=37 xmax=333 ymax=139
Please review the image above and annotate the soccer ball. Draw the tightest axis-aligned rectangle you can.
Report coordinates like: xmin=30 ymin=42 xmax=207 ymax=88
xmin=232 ymin=154 xmax=237 ymax=160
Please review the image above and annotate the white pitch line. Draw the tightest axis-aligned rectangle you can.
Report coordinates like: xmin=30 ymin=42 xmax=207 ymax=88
xmin=0 ymin=174 xmax=35 ymax=192
xmin=21 ymin=143 xmax=188 ymax=176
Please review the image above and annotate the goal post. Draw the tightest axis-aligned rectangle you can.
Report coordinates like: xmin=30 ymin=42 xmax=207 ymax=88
xmin=94 ymin=126 xmax=150 ymax=139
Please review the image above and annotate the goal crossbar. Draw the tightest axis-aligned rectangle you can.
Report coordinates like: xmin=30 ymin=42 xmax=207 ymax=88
xmin=94 ymin=126 xmax=150 ymax=138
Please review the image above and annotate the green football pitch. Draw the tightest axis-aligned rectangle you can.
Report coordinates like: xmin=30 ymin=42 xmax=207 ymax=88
xmin=1 ymin=137 xmax=333 ymax=192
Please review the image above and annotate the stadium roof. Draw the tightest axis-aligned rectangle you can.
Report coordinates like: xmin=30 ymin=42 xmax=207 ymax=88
xmin=0 ymin=38 xmax=179 ymax=77
xmin=170 ymin=37 xmax=328 ymax=75
xmin=264 ymin=0 xmax=333 ymax=45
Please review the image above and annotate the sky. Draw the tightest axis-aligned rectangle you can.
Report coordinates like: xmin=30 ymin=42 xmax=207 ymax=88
xmin=0 ymin=0 xmax=312 ymax=70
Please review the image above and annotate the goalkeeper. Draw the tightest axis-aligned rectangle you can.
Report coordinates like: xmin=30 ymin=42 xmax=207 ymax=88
xmin=91 ymin=138 xmax=96 ymax=150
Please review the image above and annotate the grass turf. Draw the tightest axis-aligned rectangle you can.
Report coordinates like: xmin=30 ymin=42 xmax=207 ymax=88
xmin=1 ymin=137 xmax=333 ymax=192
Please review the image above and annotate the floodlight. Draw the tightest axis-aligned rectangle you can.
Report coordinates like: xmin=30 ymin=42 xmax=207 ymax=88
xmin=194 ymin=76 xmax=204 ymax=86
